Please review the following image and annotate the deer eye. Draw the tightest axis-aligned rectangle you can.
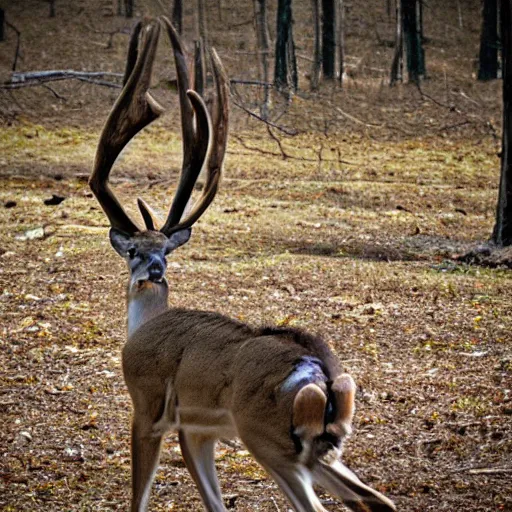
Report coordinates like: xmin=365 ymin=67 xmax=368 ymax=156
xmin=127 ymin=248 xmax=137 ymax=259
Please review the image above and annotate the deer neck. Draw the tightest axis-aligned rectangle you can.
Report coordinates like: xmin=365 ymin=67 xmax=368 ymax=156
xmin=127 ymin=280 xmax=169 ymax=338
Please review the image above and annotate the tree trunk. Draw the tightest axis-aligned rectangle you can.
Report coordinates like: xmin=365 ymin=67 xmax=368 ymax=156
xmin=287 ymin=23 xmax=298 ymax=90
xmin=478 ymin=0 xmax=499 ymax=81
xmin=172 ymin=0 xmax=183 ymax=34
xmin=124 ymin=0 xmax=134 ymax=18
xmin=322 ymin=0 xmax=335 ymax=79
xmin=493 ymin=0 xmax=512 ymax=245
xmin=49 ymin=0 xmax=56 ymax=17
xmin=336 ymin=0 xmax=345 ymax=85
xmin=310 ymin=0 xmax=321 ymax=89
xmin=403 ymin=0 xmax=424 ymax=84
xmin=254 ymin=0 xmax=271 ymax=116
xmin=390 ymin=0 xmax=403 ymax=85
xmin=197 ymin=0 xmax=208 ymax=48
xmin=194 ymin=39 xmax=206 ymax=96
xmin=275 ymin=0 xmax=293 ymax=90
xmin=0 ymin=9 xmax=4 ymax=42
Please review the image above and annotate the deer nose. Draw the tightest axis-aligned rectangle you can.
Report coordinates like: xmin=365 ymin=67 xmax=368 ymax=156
xmin=148 ymin=263 xmax=164 ymax=282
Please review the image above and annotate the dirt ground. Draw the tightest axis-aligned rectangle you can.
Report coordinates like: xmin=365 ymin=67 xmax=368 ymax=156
xmin=1 ymin=1 xmax=512 ymax=511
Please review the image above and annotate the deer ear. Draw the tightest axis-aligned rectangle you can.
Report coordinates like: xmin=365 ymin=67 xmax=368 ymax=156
xmin=109 ymin=228 xmax=134 ymax=257
xmin=165 ymin=228 xmax=192 ymax=254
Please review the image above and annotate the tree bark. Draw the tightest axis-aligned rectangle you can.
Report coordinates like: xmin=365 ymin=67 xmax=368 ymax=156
xmin=124 ymin=0 xmax=134 ymax=18
xmin=336 ymin=0 xmax=345 ymax=85
xmin=194 ymin=39 xmax=206 ymax=96
xmin=403 ymin=0 xmax=424 ymax=84
xmin=254 ymin=0 xmax=271 ymax=116
xmin=0 ymin=9 xmax=4 ymax=42
xmin=287 ymin=23 xmax=298 ymax=90
xmin=310 ymin=0 xmax=321 ymax=89
xmin=322 ymin=0 xmax=335 ymax=79
xmin=493 ymin=0 xmax=512 ymax=245
xmin=49 ymin=0 xmax=56 ymax=17
xmin=390 ymin=0 xmax=403 ymax=85
xmin=172 ymin=0 xmax=183 ymax=34
xmin=275 ymin=0 xmax=295 ymax=91
xmin=197 ymin=0 xmax=208 ymax=47
xmin=478 ymin=0 xmax=499 ymax=81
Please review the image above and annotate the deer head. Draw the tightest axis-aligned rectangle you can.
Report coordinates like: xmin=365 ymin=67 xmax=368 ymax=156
xmin=89 ymin=17 xmax=228 ymax=298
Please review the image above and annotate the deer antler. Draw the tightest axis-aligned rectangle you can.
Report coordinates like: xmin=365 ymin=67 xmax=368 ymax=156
xmin=89 ymin=20 xmax=164 ymax=234
xmin=159 ymin=16 xmax=229 ymax=236
xmin=90 ymin=17 xmax=229 ymax=237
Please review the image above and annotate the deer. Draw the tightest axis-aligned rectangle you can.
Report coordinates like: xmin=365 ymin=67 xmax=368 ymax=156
xmin=89 ymin=16 xmax=397 ymax=512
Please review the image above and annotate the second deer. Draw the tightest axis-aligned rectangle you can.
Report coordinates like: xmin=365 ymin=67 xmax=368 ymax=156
xmin=89 ymin=17 xmax=396 ymax=512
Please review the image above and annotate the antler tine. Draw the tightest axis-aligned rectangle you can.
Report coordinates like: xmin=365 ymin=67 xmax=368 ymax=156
xmin=89 ymin=20 xmax=164 ymax=235
xmin=159 ymin=16 xmax=214 ymax=235
xmin=160 ymin=16 xmax=195 ymax=157
xmin=160 ymin=90 xmax=212 ymax=234
xmin=122 ymin=21 xmax=142 ymax=86
xmin=161 ymin=47 xmax=230 ymax=236
xmin=206 ymin=47 xmax=230 ymax=184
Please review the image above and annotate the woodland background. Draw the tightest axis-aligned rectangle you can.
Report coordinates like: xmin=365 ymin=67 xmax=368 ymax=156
xmin=0 ymin=1 xmax=511 ymax=511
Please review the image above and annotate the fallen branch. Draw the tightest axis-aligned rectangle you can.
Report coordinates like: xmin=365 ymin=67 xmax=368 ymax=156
xmin=335 ymin=106 xmax=383 ymax=128
xmin=10 ymin=70 xmax=123 ymax=83
xmin=230 ymin=79 xmax=273 ymax=87
xmin=1 ymin=70 xmax=123 ymax=91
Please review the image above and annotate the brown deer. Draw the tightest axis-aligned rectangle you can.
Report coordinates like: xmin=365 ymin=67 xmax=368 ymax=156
xmin=89 ymin=16 xmax=396 ymax=512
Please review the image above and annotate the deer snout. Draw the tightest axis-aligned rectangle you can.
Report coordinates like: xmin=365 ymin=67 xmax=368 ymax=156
xmin=148 ymin=262 xmax=165 ymax=282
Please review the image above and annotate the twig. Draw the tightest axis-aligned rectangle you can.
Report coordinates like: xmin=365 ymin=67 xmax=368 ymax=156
xmin=335 ymin=106 xmax=383 ymax=127
xmin=41 ymin=84 xmax=66 ymax=100
xmin=468 ymin=468 xmax=512 ymax=475
xmin=415 ymin=83 xmax=460 ymax=112
xmin=5 ymin=20 xmax=21 ymax=72
xmin=266 ymin=126 xmax=289 ymax=159
xmin=75 ymin=77 xmax=121 ymax=88
xmin=437 ymin=120 xmax=470 ymax=133
xmin=85 ymin=24 xmax=131 ymax=49
xmin=232 ymin=99 xmax=298 ymax=136
xmin=230 ymin=79 xmax=273 ymax=87
xmin=232 ymin=135 xmax=355 ymax=165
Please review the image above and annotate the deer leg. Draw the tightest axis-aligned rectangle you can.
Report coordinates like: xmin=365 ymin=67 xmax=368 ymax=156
xmin=179 ymin=430 xmax=226 ymax=512
xmin=241 ymin=439 xmax=326 ymax=512
xmin=130 ymin=413 xmax=163 ymax=512
xmin=312 ymin=460 xmax=396 ymax=512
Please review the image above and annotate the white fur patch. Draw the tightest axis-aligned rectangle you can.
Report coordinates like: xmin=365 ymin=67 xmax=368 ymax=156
xmin=281 ymin=357 xmax=326 ymax=393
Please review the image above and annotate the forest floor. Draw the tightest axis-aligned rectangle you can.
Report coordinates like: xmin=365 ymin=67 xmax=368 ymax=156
xmin=1 ymin=0 xmax=512 ymax=511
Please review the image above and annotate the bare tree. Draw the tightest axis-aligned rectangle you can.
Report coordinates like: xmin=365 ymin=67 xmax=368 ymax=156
xmin=391 ymin=0 xmax=424 ymax=85
xmin=336 ymin=0 xmax=345 ymax=85
xmin=322 ymin=0 xmax=336 ymax=79
xmin=124 ymin=0 xmax=134 ymax=18
xmin=0 ymin=9 xmax=4 ymax=42
xmin=194 ymin=40 xmax=206 ymax=95
xmin=390 ymin=0 xmax=403 ymax=84
xmin=478 ymin=0 xmax=499 ymax=81
xmin=197 ymin=0 xmax=208 ymax=47
xmin=274 ymin=0 xmax=297 ymax=92
xmin=172 ymin=0 xmax=182 ymax=34
xmin=493 ymin=0 xmax=512 ymax=245
xmin=253 ymin=0 xmax=271 ymax=116
xmin=49 ymin=0 xmax=56 ymax=18
xmin=403 ymin=0 xmax=424 ymax=84
xmin=310 ymin=0 xmax=321 ymax=89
